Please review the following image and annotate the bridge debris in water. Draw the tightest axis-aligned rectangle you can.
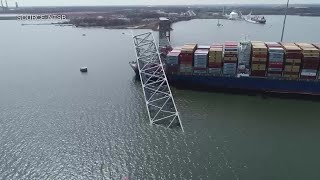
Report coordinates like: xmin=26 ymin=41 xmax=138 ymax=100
xmin=132 ymin=32 xmax=184 ymax=131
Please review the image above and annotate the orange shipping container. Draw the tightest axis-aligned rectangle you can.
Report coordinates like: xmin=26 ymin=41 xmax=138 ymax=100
xmin=285 ymin=59 xmax=302 ymax=64
xmin=252 ymin=64 xmax=266 ymax=71
xmin=224 ymin=57 xmax=237 ymax=61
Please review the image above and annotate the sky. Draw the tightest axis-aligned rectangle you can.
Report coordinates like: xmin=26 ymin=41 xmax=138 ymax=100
xmin=6 ymin=0 xmax=319 ymax=7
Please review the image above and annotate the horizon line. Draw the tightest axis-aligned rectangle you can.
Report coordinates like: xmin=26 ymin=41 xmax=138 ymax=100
xmin=11 ymin=3 xmax=320 ymax=8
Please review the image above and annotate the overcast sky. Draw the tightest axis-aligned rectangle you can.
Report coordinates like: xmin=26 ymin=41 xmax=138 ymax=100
xmin=6 ymin=0 xmax=319 ymax=7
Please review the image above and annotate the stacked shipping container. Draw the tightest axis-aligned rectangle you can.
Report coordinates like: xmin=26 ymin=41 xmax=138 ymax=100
xmin=166 ymin=49 xmax=181 ymax=74
xmin=295 ymin=43 xmax=320 ymax=80
xmin=208 ymin=44 xmax=223 ymax=76
xmin=197 ymin=45 xmax=210 ymax=50
xmin=223 ymin=41 xmax=238 ymax=76
xmin=194 ymin=49 xmax=209 ymax=74
xmin=313 ymin=44 xmax=320 ymax=79
xmin=265 ymin=42 xmax=285 ymax=78
xmin=179 ymin=44 xmax=197 ymax=74
xmin=164 ymin=42 xmax=320 ymax=82
xmin=251 ymin=41 xmax=267 ymax=77
xmin=281 ymin=43 xmax=302 ymax=79
xmin=238 ymin=41 xmax=252 ymax=74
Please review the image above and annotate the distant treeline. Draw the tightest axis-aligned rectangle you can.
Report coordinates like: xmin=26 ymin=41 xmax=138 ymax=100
xmin=69 ymin=17 xmax=141 ymax=27
xmin=2 ymin=5 xmax=320 ymax=16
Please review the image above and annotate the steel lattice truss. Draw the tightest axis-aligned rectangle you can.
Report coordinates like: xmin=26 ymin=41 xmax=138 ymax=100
xmin=132 ymin=32 xmax=184 ymax=131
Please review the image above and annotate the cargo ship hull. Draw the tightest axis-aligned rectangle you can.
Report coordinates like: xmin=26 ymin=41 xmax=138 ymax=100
xmin=167 ymin=74 xmax=320 ymax=96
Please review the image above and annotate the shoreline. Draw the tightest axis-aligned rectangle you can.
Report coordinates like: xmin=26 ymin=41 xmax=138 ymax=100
xmin=2 ymin=14 xmax=319 ymax=30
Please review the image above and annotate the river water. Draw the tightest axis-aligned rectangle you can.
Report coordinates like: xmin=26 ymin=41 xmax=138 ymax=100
xmin=0 ymin=15 xmax=320 ymax=180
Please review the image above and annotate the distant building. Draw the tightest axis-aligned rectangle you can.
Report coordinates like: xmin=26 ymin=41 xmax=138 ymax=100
xmin=155 ymin=10 xmax=167 ymax=15
xmin=228 ymin=11 xmax=239 ymax=20
xmin=96 ymin=16 xmax=104 ymax=19
xmin=111 ymin=17 xmax=130 ymax=22
xmin=168 ymin=13 xmax=179 ymax=17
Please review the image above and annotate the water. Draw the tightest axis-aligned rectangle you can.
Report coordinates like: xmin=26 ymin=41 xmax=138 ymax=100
xmin=0 ymin=15 xmax=320 ymax=179
xmin=171 ymin=15 xmax=320 ymax=45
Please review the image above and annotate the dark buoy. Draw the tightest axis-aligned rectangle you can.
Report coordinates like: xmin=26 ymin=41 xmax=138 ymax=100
xmin=80 ymin=67 xmax=88 ymax=73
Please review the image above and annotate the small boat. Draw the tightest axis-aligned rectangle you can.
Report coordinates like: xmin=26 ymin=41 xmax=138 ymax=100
xmin=217 ymin=19 xmax=223 ymax=27
xmin=80 ymin=67 xmax=88 ymax=72
xmin=82 ymin=34 xmax=86 ymax=36
xmin=251 ymin=16 xmax=266 ymax=24
xmin=244 ymin=12 xmax=266 ymax=24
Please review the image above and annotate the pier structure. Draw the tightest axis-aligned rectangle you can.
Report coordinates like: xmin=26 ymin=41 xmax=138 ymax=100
xmin=158 ymin=17 xmax=172 ymax=49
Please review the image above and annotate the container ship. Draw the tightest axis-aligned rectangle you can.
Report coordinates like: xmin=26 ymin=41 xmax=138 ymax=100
xmin=131 ymin=41 xmax=320 ymax=96
xmin=244 ymin=12 xmax=267 ymax=24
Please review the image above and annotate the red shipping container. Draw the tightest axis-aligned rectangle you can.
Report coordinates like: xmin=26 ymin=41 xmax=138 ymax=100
xmin=285 ymin=53 xmax=302 ymax=59
xmin=180 ymin=62 xmax=193 ymax=66
xmin=268 ymin=71 xmax=282 ymax=75
xmin=251 ymin=70 xmax=266 ymax=77
xmin=283 ymin=49 xmax=301 ymax=53
xmin=302 ymin=64 xmax=319 ymax=70
xmin=268 ymin=62 xmax=284 ymax=68
xmin=180 ymin=53 xmax=193 ymax=56
xmin=180 ymin=60 xmax=193 ymax=64
xmin=180 ymin=53 xmax=193 ymax=57
xmin=283 ymin=72 xmax=299 ymax=75
xmin=252 ymin=54 xmax=268 ymax=58
xmin=225 ymin=41 xmax=238 ymax=45
xmin=266 ymin=43 xmax=282 ymax=48
xmin=180 ymin=54 xmax=193 ymax=62
xmin=193 ymin=67 xmax=207 ymax=71
xmin=303 ymin=59 xmax=319 ymax=64
xmin=180 ymin=58 xmax=193 ymax=63
xmin=300 ymin=76 xmax=317 ymax=80
xmin=252 ymin=61 xmax=267 ymax=65
xmin=303 ymin=62 xmax=320 ymax=67
xmin=208 ymin=62 xmax=222 ymax=68
xmin=303 ymin=57 xmax=319 ymax=61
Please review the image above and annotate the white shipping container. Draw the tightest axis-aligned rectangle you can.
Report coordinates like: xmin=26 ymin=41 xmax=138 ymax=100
xmin=268 ymin=68 xmax=283 ymax=72
xmin=238 ymin=65 xmax=246 ymax=70
xmin=269 ymin=48 xmax=284 ymax=53
xmin=267 ymin=73 xmax=282 ymax=77
xmin=208 ymin=68 xmax=222 ymax=73
xmin=198 ymin=45 xmax=210 ymax=49
xmin=180 ymin=68 xmax=193 ymax=73
xmin=301 ymin=69 xmax=317 ymax=77
xmin=301 ymin=69 xmax=317 ymax=73
xmin=194 ymin=70 xmax=207 ymax=73
xmin=224 ymin=63 xmax=237 ymax=67
xmin=301 ymin=72 xmax=317 ymax=76
xmin=194 ymin=65 xmax=207 ymax=68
